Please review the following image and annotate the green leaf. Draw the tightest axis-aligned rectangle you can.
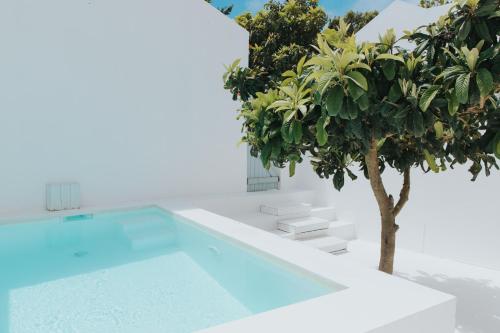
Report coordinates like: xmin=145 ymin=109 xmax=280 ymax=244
xmin=357 ymin=94 xmax=369 ymax=111
xmin=382 ymin=60 xmax=396 ymax=80
xmin=326 ymin=86 xmax=344 ymax=116
xmin=474 ymin=20 xmax=492 ymax=42
xmin=496 ymin=140 xmax=500 ymax=159
xmin=434 ymin=121 xmax=444 ymax=139
xmin=333 ymin=171 xmax=345 ymax=191
xmin=346 ymin=71 xmax=368 ymax=91
xmin=342 ymin=98 xmax=358 ymax=120
xmin=313 ymin=91 xmax=322 ymax=105
xmin=447 ymin=91 xmax=459 ymax=115
xmin=289 ymin=160 xmax=296 ymax=177
xmin=282 ymin=70 xmax=296 ymax=78
xmin=458 ymin=20 xmax=471 ymax=41
xmin=388 ymin=83 xmax=402 ymax=102
xmin=281 ymin=123 xmax=292 ymax=143
xmin=271 ymin=140 xmax=281 ymax=159
xmin=419 ymin=85 xmax=440 ymax=112
xmin=297 ymin=56 xmax=307 ymax=75
xmin=347 ymin=79 xmax=365 ymax=101
xmin=455 ymin=73 xmax=470 ymax=104
xmin=316 ymin=116 xmax=329 ymax=146
xmin=376 ymin=54 xmax=405 ymax=64
xmin=424 ymin=149 xmax=439 ymax=173
xmin=284 ymin=109 xmax=296 ymax=122
xmin=408 ymin=111 xmax=424 ymax=137
xmin=260 ymin=144 xmax=272 ymax=169
xmin=292 ymin=121 xmax=303 ymax=144
xmin=493 ymin=133 xmax=500 ymax=159
xmin=464 ymin=47 xmax=479 ymax=71
xmin=476 ymin=68 xmax=494 ymax=97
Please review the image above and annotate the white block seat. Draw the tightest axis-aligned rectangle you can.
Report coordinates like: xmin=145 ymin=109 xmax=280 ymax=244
xmin=310 ymin=206 xmax=337 ymax=221
xmin=271 ymin=227 xmax=328 ymax=240
xmin=277 ymin=217 xmax=329 ymax=234
xmin=327 ymin=220 xmax=357 ymax=241
xmin=260 ymin=202 xmax=311 ymax=218
xmin=301 ymin=236 xmax=348 ymax=254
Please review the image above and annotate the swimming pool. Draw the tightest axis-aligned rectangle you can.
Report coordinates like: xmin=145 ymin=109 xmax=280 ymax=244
xmin=0 ymin=207 xmax=338 ymax=333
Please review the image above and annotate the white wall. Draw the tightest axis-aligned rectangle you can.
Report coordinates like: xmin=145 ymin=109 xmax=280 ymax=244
xmin=0 ymin=0 xmax=248 ymax=214
xmin=356 ymin=0 xmax=452 ymax=50
xmin=285 ymin=161 xmax=500 ymax=270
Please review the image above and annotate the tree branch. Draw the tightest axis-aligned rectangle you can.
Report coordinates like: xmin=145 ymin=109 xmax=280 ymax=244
xmin=392 ymin=168 xmax=411 ymax=217
xmin=365 ymin=139 xmax=392 ymax=215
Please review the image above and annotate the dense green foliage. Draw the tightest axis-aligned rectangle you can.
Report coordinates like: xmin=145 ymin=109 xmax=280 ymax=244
xmin=328 ymin=10 xmax=379 ymax=35
xmin=225 ymin=0 xmax=499 ymax=189
xmin=419 ymin=0 xmax=453 ymax=8
xmin=224 ymin=0 xmax=328 ymax=101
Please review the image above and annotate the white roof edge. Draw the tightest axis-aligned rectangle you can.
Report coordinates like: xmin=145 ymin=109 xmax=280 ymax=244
xmin=195 ymin=0 xmax=249 ymax=36
xmin=355 ymin=0 xmax=453 ymax=49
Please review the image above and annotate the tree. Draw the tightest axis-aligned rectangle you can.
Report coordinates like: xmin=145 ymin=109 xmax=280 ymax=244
xmin=224 ymin=0 xmax=328 ymax=100
xmin=329 ymin=10 xmax=379 ymax=35
xmin=205 ymin=0 xmax=233 ymax=15
xmin=419 ymin=0 xmax=452 ymax=8
xmin=224 ymin=0 xmax=499 ymax=274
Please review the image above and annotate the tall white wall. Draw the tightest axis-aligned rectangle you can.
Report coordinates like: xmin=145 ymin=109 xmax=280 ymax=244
xmin=286 ymin=162 xmax=500 ymax=270
xmin=0 ymin=0 xmax=248 ymax=214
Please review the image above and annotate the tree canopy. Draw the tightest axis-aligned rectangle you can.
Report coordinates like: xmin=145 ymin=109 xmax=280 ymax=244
xmin=419 ymin=0 xmax=453 ymax=8
xmin=328 ymin=10 xmax=379 ymax=35
xmin=224 ymin=0 xmax=499 ymax=273
xmin=224 ymin=0 xmax=328 ymax=101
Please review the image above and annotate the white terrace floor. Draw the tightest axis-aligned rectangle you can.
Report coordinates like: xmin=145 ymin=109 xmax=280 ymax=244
xmin=344 ymin=240 xmax=500 ymax=333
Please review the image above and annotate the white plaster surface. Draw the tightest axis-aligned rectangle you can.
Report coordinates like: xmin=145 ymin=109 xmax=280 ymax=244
xmin=0 ymin=0 xmax=248 ymax=215
xmin=344 ymin=240 xmax=500 ymax=333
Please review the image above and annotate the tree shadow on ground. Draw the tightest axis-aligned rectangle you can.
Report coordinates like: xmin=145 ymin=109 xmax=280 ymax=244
xmin=397 ymin=270 xmax=500 ymax=333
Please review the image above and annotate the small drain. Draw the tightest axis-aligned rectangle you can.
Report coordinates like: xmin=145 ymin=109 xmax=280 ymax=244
xmin=73 ymin=250 xmax=89 ymax=258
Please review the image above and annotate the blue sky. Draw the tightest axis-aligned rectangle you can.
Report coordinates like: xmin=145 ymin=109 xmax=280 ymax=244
xmin=211 ymin=0 xmax=419 ymax=17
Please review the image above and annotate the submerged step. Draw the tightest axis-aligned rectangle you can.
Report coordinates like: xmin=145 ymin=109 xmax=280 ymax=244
xmin=260 ymin=202 xmax=311 ymax=218
xmin=301 ymin=236 xmax=348 ymax=253
xmin=117 ymin=215 xmax=167 ymax=233
xmin=128 ymin=228 xmax=176 ymax=251
xmin=277 ymin=217 xmax=329 ymax=234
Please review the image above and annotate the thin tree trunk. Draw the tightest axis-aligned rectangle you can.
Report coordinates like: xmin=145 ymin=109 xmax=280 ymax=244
xmin=365 ymin=139 xmax=411 ymax=274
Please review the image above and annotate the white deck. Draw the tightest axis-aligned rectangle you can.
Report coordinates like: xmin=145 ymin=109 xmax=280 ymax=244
xmin=343 ymin=240 xmax=500 ymax=333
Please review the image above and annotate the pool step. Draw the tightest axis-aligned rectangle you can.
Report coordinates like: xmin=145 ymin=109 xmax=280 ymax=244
xmin=127 ymin=229 xmax=176 ymax=251
xmin=271 ymin=228 xmax=328 ymax=240
xmin=300 ymin=236 xmax=348 ymax=254
xmin=117 ymin=216 xmax=176 ymax=251
xmin=272 ymin=220 xmax=356 ymax=241
xmin=328 ymin=220 xmax=357 ymax=240
xmin=310 ymin=206 xmax=337 ymax=221
xmin=260 ymin=203 xmax=311 ymax=219
xmin=117 ymin=215 xmax=166 ymax=233
xmin=277 ymin=217 xmax=329 ymax=234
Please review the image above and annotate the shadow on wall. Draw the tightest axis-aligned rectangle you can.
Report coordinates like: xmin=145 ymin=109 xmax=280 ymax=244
xmin=397 ymin=271 xmax=500 ymax=333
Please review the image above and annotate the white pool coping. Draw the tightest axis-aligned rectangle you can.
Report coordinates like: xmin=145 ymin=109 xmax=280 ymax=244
xmin=0 ymin=199 xmax=456 ymax=333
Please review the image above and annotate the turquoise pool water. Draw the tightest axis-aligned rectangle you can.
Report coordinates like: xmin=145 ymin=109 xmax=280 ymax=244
xmin=0 ymin=207 xmax=336 ymax=333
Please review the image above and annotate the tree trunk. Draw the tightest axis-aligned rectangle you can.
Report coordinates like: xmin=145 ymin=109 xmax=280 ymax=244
xmin=379 ymin=214 xmax=397 ymax=274
xmin=365 ymin=139 xmax=411 ymax=275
